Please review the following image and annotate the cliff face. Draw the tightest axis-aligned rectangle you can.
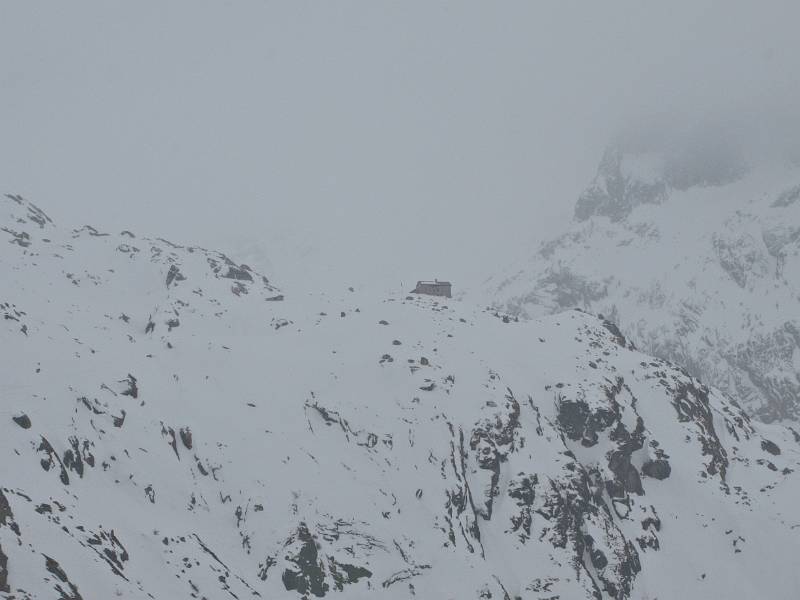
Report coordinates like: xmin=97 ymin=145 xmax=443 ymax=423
xmin=492 ymin=148 xmax=800 ymax=423
xmin=2 ymin=195 xmax=800 ymax=599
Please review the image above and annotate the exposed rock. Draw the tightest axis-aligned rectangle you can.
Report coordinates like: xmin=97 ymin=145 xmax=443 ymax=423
xmin=223 ymin=265 xmax=253 ymax=281
xmin=0 ymin=543 xmax=7 ymax=593
xmin=44 ymin=555 xmax=83 ymax=600
xmin=642 ymin=459 xmax=672 ymax=480
xmin=165 ymin=264 xmax=186 ymax=287
xmin=120 ymin=374 xmax=138 ymax=399
xmin=180 ymin=427 xmax=193 ymax=450
xmin=574 ymin=148 xmax=668 ymax=222
xmin=761 ymin=439 xmax=781 ymax=456
xmin=12 ymin=413 xmax=31 ymax=429
xmin=280 ymin=522 xmax=373 ymax=597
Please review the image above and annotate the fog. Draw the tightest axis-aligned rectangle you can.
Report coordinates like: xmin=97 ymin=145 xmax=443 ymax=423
xmin=2 ymin=1 xmax=800 ymax=293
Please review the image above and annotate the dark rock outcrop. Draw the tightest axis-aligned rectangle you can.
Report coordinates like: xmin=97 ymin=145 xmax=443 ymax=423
xmin=12 ymin=413 xmax=31 ymax=429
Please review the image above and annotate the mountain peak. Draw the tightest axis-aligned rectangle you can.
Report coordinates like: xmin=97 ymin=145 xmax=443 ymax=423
xmin=574 ymin=132 xmax=749 ymax=223
xmin=493 ymin=150 xmax=800 ymax=422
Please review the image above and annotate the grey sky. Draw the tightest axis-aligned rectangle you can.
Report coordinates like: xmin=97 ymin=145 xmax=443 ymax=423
xmin=2 ymin=1 xmax=800 ymax=292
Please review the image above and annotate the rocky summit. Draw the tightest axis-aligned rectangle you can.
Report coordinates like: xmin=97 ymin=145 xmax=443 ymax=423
xmin=490 ymin=147 xmax=800 ymax=423
xmin=2 ymin=195 xmax=800 ymax=599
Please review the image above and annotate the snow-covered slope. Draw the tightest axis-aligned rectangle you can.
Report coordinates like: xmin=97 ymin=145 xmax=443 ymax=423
xmin=2 ymin=195 xmax=800 ymax=599
xmin=490 ymin=148 xmax=800 ymax=423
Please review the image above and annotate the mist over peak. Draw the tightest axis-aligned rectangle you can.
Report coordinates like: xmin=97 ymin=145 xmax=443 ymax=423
xmin=4 ymin=1 xmax=800 ymax=291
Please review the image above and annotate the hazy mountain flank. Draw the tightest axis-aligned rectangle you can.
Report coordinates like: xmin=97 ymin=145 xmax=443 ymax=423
xmin=2 ymin=195 xmax=800 ymax=599
xmin=491 ymin=144 xmax=800 ymax=423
